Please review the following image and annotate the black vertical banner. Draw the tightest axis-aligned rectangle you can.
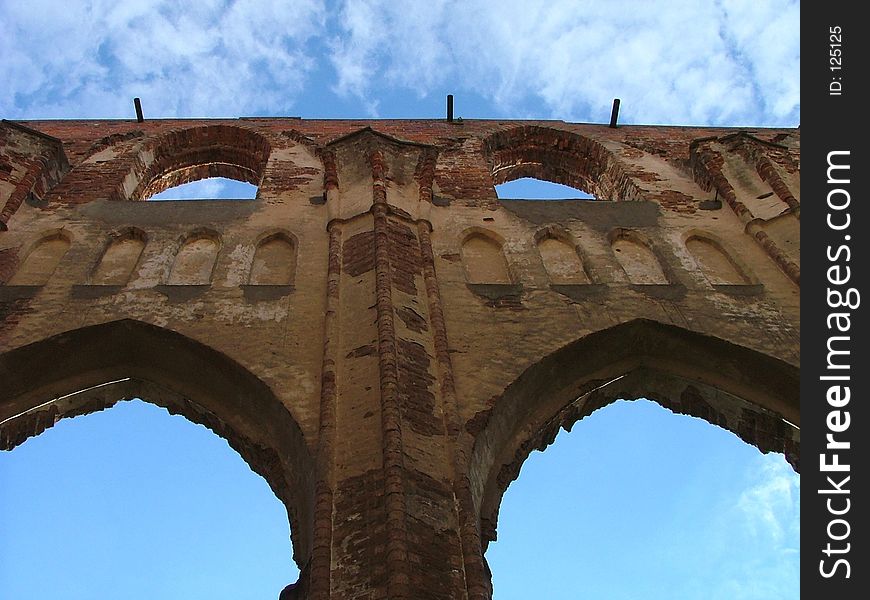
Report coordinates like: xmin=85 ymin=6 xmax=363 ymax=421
xmin=803 ymin=3 xmax=867 ymax=597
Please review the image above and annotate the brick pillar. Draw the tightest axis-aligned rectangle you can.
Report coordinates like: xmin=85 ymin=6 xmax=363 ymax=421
xmin=315 ymin=134 xmax=479 ymax=599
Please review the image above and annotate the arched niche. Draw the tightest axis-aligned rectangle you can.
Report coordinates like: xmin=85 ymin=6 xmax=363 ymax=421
xmin=535 ymin=229 xmax=589 ymax=284
xmin=609 ymin=229 xmax=669 ymax=284
xmin=119 ymin=125 xmax=271 ymax=201
xmin=685 ymin=233 xmax=752 ymax=285
xmin=0 ymin=319 xmax=314 ymax=570
xmin=484 ymin=126 xmax=641 ymax=201
xmin=90 ymin=228 xmax=147 ymax=285
xmin=461 ymin=231 xmax=512 ymax=285
xmin=468 ymin=319 xmax=800 ymax=551
xmin=250 ymin=232 xmax=297 ymax=286
xmin=7 ymin=231 xmax=71 ymax=286
xmin=168 ymin=231 xmax=220 ymax=285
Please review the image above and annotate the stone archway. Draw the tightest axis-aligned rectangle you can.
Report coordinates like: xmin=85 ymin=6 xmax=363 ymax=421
xmin=0 ymin=319 xmax=314 ymax=571
xmin=483 ymin=125 xmax=642 ymax=201
xmin=467 ymin=319 xmax=799 ymax=549
xmin=117 ymin=125 xmax=272 ymax=201
xmin=1 ymin=117 xmax=801 ymax=600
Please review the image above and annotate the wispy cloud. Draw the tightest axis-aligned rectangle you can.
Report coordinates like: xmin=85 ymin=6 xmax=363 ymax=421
xmin=1 ymin=0 xmax=326 ymax=119
xmin=736 ymin=453 xmax=800 ymax=545
xmin=709 ymin=453 xmax=800 ymax=600
xmin=149 ymin=177 xmax=227 ymax=200
xmin=329 ymin=0 xmax=799 ymax=125
xmin=1 ymin=0 xmax=798 ymax=125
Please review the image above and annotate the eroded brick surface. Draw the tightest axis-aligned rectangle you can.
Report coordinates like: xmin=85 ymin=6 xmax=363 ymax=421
xmin=0 ymin=118 xmax=799 ymax=600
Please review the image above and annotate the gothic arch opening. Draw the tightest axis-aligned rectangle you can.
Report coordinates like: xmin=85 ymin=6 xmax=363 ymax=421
xmin=486 ymin=398 xmax=799 ymax=598
xmin=119 ymin=125 xmax=271 ymax=201
xmin=469 ymin=320 xmax=800 ymax=563
xmin=484 ymin=126 xmax=641 ymax=201
xmin=0 ymin=320 xmax=314 ymax=581
xmin=0 ymin=398 xmax=299 ymax=598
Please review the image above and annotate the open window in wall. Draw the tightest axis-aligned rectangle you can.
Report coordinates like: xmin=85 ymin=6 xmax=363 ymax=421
xmin=609 ymin=229 xmax=669 ymax=285
xmin=123 ymin=125 xmax=270 ymax=202
xmin=485 ymin=126 xmax=640 ymax=202
xmin=0 ymin=399 xmax=299 ymax=599
xmin=149 ymin=178 xmax=258 ymax=201
xmin=486 ymin=399 xmax=799 ymax=599
xmin=7 ymin=231 xmax=71 ymax=286
xmin=495 ymin=178 xmax=593 ymax=200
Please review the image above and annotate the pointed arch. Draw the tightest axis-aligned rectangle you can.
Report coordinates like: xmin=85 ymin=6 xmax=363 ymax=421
xmin=609 ymin=228 xmax=669 ymax=284
xmin=168 ymin=229 xmax=220 ymax=285
xmin=7 ymin=230 xmax=71 ymax=286
xmin=90 ymin=227 xmax=147 ymax=285
xmin=467 ymin=319 xmax=799 ymax=548
xmin=461 ymin=229 xmax=512 ymax=285
xmin=0 ymin=319 xmax=314 ymax=566
xmin=250 ymin=231 xmax=297 ymax=286
xmin=684 ymin=231 xmax=754 ymax=285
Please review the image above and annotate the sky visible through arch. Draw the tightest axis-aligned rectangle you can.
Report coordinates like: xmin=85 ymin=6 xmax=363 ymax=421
xmin=1 ymin=2 xmax=799 ymax=599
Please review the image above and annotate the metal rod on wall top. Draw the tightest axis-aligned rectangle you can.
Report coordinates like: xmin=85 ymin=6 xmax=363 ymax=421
xmin=609 ymin=98 xmax=620 ymax=128
xmin=134 ymin=98 xmax=144 ymax=123
xmin=447 ymin=94 xmax=454 ymax=122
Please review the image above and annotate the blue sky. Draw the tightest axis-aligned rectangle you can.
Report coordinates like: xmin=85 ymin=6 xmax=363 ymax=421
xmin=0 ymin=1 xmax=800 ymax=598
xmin=1 ymin=0 xmax=799 ymax=125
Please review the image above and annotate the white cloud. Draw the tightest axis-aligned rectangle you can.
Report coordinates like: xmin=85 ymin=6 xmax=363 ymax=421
xmin=736 ymin=453 xmax=800 ymax=544
xmin=676 ymin=452 xmax=801 ymax=600
xmin=329 ymin=0 xmax=799 ymax=125
xmin=148 ymin=177 xmax=228 ymax=200
xmin=1 ymin=0 xmax=798 ymax=125
xmin=0 ymin=0 xmax=326 ymax=119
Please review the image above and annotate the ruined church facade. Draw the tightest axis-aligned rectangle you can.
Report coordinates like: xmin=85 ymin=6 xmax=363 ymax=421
xmin=1 ymin=117 xmax=799 ymax=599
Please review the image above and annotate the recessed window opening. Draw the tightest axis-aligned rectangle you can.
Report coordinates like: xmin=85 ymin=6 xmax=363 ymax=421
xmin=611 ymin=231 xmax=669 ymax=285
xmin=167 ymin=233 xmax=220 ymax=285
xmin=462 ymin=232 xmax=511 ymax=284
xmin=495 ymin=177 xmax=594 ymax=200
xmin=149 ymin=177 xmax=258 ymax=201
xmin=91 ymin=230 xmax=146 ymax=286
xmin=537 ymin=235 xmax=589 ymax=284
xmin=486 ymin=399 xmax=799 ymax=599
xmin=250 ymin=233 xmax=296 ymax=285
xmin=0 ymin=399 xmax=298 ymax=599
xmin=7 ymin=233 xmax=70 ymax=286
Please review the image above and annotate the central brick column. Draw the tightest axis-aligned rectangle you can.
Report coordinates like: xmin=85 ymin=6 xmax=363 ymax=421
xmin=307 ymin=131 xmax=486 ymax=600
